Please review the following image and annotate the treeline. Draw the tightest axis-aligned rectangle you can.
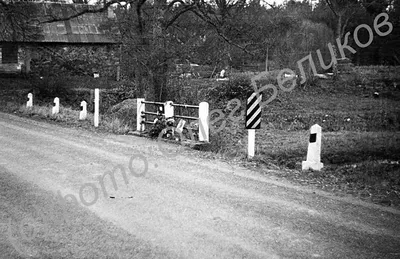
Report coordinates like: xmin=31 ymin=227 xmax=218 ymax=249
xmin=1 ymin=0 xmax=399 ymax=100
xmin=109 ymin=0 xmax=400 ymax=71
xmin=105 ymin=0 xmax=400 ymax=99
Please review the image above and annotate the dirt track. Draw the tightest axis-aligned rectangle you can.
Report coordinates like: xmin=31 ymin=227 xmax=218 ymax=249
xmin=0 ymin=112 xmax=399 ymax=258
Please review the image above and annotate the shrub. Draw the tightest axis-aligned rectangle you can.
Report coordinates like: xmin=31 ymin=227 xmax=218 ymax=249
xmin=100 ymin=81 xmax=137 ymax=112
xmin=105 ymin=98 xmax=137 ymax=130
xmin=165 ymin=78 xmax=201 ymax=105
xmin=206 ymin=74 xmax=253 ymax=107
xmin=30 ymin=77 xmax=77 ymax=105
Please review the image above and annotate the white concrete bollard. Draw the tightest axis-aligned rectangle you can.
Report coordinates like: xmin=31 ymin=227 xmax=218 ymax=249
xmin=136 ymin=98 xmax=145 ymax=131
xmin=198 ymin=102 xmax=209 ymax=142
xmin=27 ymin=93 xmax=33 ymax=108
xmin=94 ymin=89 xmax=99 ymax=127
xmin=302 ymin=124 xmax=323 ymax=171
xmin=79 ymin=101 xmax=87 ymax=120
xmin=248 ymin=129 xmax=255 ymax=159
xmin=52 ymin=97 xmax=59 ymax=115
xmin=164 ymin=101 xmax=174 ymax=119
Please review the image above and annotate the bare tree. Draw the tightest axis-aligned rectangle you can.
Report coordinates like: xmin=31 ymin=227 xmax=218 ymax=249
xmin=324 ymin=0 xmax=361 ymax=41
xmin=0 ymin=1 xmax=43 ymax=41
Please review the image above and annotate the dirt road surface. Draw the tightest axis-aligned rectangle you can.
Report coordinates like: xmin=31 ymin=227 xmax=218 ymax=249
xmin=0 ymin=112 xmax=399 ymax=258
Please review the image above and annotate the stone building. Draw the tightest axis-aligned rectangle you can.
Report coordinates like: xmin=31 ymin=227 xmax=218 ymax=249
xmin=0 ymin=1 xmax=119 ymax=76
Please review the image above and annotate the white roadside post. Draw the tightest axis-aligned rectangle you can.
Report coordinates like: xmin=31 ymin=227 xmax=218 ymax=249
xmin=164 ymin=101 xmax=174 ymax=119
xmin=302 ymin=124 xmax=324 ymax=171
xmin=52 ymin=97 xmax=59 ymax=115
xmin=79 ymin=101 xmax=87 ymax=120
xmin=246 ymin=92 xmax=262 ymax=159
xmin=136 ymin=98 xmax=145 ymax=131
xmin=198 ymin=102 xmax=209 ymax=142
xmin=27 ymin=93 xmax=33 ymax=108
xmin=248 ymin=129 xmax=255 ymax=158
xmin=94 ymin=88 xmax=99 ymax=127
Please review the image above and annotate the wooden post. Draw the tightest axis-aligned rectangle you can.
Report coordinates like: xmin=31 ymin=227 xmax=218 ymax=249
xmin=24 ymin=47 xmax=31 ymax=74
xmin=246 ymin=92 xmax=262 ymax=159
xmin=199 ymin=102 xmax=209 ymax=142
xmin=248 ymin=129 xmax=255 ymax=159
xmin=94 ymin=89 xmax=99 ymax=127
xmin=136 ymin=98 xmax=145 ymax=131
xmin=164 ymin=101 xmax=174 ymax=119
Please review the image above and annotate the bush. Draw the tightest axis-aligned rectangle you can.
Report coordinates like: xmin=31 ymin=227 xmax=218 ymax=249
xmin=100 ymin=81 xmax=137 ymax=112
xmin=105 ymin=98 xmax=137 ymax=130
xmin=206 ymin=74 xmax=253 ymax=107
xmin=30 ymin=77 xmax=77 ymax=105
xmin=166 ymin=78 xmax=200 ymax=105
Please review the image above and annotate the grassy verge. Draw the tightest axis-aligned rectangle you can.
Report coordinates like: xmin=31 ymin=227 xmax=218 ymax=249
xmin=200 ymin=70 xmax=400 ymax=207
xmin=13 ymin=104 xmax=133 ymax=135
xmin=205 ymin=125 xmax=400 ymax=207
xmin=260 ymin=130 xmax=400 ymax=206
xmin=1 ymin=71 xmax=400 ymax=208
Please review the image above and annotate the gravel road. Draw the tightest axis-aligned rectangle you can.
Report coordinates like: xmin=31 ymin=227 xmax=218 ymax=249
xmin=0 ymin=112 xmax=399 ymax=258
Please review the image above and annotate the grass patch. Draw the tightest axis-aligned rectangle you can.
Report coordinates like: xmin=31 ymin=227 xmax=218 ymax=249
xmin=102 ymin=116 xmax=131 ymax=134
xmin=19 ymin=105 xmax=88 ymax=122
xmin=220 ymin=128 xmax=400 ymax=206
xmin=16 ymin=104 xmax=133 ymax=134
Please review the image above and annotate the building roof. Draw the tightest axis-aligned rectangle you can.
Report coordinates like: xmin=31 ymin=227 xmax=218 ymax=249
xmin=1 ymin=2 xmax=117 ymax=44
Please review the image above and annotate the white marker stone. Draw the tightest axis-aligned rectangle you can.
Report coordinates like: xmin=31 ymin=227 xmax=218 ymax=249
xmin=52 ymin=97 xmax=59 ymax=115
xmin=79 ymin=101 xmax=87 ymax=120
xmin=27 ymin=93 xmax=33 ymax=107
xmin=302 ymin=124 xmax=323 ymax=171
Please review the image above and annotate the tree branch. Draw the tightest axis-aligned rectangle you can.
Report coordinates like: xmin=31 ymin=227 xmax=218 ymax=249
xmin=39 ymin=0 xmax=134 ymax=24
xmin=190 ymin=6 xmax=255 ymax=56
xmin=164 ymin=3 xmax=195 ymax=29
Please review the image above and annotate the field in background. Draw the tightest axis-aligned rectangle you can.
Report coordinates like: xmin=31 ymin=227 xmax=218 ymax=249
xmin=192 ymin=66 xmax=400 ymax=207
xmin=0 ymin=66 xmax=399 ymax=207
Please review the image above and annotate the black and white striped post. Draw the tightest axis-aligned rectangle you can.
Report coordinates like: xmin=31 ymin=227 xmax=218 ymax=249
xmin=246 ymin=92 xmax=262 ymax=159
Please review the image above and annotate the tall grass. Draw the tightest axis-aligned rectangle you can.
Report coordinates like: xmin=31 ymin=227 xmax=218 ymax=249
xmin=18 ymin=104 xmax=132 ymax=134
xmin=102 ymin=116 xmax=131 ymax=134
